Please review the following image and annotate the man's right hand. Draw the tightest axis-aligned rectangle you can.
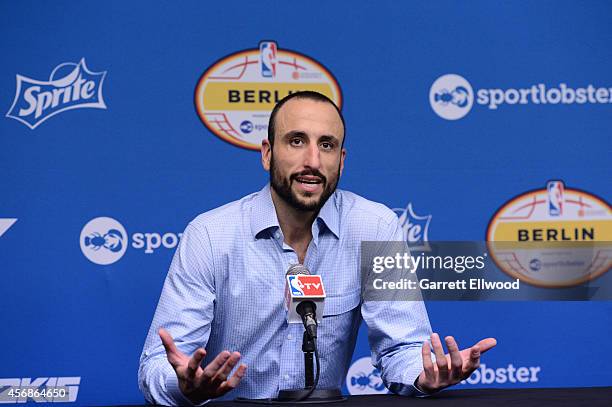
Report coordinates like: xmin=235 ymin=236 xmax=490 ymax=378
xmin=159 ymin=328 xmax=247 ymax=404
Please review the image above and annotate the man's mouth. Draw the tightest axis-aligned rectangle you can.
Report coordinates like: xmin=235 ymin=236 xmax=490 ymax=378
xmin=295 ymin=176 xmax=322 ymax=184
xmin=294 ymin=175 xmax=323 ymax=192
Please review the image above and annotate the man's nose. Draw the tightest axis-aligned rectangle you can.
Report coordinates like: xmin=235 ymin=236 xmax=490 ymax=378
xmin=303 ymin=144 xmax=321 ymax=169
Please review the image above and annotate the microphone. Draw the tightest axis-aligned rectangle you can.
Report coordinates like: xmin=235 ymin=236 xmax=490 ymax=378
xmin=284 ymin=264 xmax=326 ymax=338
xmin=277 ymin=265 xmax=344 ymax=402
xmin=297 ymin=301 xmax=317 ymax=339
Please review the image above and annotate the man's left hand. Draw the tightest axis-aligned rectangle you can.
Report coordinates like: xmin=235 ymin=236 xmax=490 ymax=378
xmin=415 ymin=333 xmax=497 ymax=394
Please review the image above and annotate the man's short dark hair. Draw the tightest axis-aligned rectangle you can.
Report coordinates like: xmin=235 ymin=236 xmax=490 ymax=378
xmin=267 ymin=91 xmax=345 ymax=148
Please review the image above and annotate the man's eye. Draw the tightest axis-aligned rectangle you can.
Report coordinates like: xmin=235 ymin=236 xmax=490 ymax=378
xmin=290 ymin=138 xmax=304 ymax=146
xmin=321 ymin=142 xmax=334 ymax=150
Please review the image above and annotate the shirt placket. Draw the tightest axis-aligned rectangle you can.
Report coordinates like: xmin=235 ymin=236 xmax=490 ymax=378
xmin=273 ymin=228 xmax=297 ymax=390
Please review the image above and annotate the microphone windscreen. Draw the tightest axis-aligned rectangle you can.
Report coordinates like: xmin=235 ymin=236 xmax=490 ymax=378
xmin=286 ymin=263 xmax=310 ymax=276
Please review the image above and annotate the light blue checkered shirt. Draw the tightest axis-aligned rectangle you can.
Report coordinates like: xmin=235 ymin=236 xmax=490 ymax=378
xmin=139 ymin=183 xmax=432 ymax=405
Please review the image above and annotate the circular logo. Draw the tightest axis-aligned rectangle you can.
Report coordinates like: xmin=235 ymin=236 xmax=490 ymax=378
xmin=195 ymin=41 xmax=342 ymax=151
xmin=80 ymin=217 xmax=128 ymax=265
xmin=346 ymin=357 xmax=388 ymax=395
xmin=429 ymin=74 xmax=474 ymax=120
xmin=486 ymin=181 xmax=611 ymax=287
xmin=529 ymin=259 xmax=542 ymax=272
xmin=240 ymin=120 xmax=253 ymax=134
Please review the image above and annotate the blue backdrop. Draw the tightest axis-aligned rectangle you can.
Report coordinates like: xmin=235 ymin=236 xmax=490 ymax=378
xmin=1 ymin=1 xmax=611 ymax=405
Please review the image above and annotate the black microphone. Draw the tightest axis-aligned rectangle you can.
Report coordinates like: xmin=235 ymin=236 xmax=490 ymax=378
xmin=296 ymin=301 xmax=318 ymax=339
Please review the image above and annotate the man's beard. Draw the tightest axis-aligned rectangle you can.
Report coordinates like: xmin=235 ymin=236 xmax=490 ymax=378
xmin=269 ymin=155 xmax=340 ymax=212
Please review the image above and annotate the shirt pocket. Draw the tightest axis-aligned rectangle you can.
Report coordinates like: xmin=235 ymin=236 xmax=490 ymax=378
xmin=322 ymin=290 xmax=362 ymax=317
xmin=317 ymin=290 xmax=362 ymax=385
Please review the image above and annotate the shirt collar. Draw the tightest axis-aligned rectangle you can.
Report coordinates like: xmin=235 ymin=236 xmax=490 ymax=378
xmin=250 ymin=183 xmax=340 ymax=240
xmin=250 ymin=184 xmax=280 ymax=239
xmin=317 ymin=189 xmax=340 ymax=239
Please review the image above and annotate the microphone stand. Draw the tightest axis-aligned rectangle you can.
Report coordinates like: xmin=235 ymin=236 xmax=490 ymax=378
xmin=235 ymin=270 xmax=346 ymax=404
xmin=237 ymin=329 xmax=345 ymax=404
xmin=276 ymin=315 xmax=345 ymax=403
xmin=303 ymin=331 xmax=315 ymax=389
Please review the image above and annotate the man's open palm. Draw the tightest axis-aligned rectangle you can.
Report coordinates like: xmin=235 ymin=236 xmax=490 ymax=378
xmin=159 ymin=328 xmax=247 ymax=403
xmin=416 ymin=333 xmax=497 ymax=393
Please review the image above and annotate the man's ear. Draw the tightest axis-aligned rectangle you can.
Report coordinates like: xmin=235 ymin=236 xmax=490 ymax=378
xmin=261 ymin=139 xmax=272 ymax=171
xmin=339 ymin=147 xmax=346 ymax=177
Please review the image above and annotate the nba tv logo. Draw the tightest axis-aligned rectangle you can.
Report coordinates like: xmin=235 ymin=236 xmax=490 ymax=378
xmin=287 ymin=275 xmax=324 ymax=296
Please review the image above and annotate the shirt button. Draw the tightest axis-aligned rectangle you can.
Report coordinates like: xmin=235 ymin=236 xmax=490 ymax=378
xmin=287 ymin=334 xmax=293 ymax=340
xmin=284 ymin=374 xmax=290 ymax=380
xmin=274 ymin=232 xmax=280 ymax=239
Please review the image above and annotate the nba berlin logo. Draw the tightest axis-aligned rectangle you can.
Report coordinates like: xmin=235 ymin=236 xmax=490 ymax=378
xmin=486 ymin=180 xmax=612 ymax=287
xmin=194 ymin=40 xmax=342 ymax=150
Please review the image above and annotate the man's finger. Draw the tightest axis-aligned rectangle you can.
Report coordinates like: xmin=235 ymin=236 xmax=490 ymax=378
xmin=470 ymin=345 xmax=481 ymax=363
xmin=218 ymin=364 xmax=247 ymax=395
xmin=445 ymin=336 xmax=463 ymax=381
xmin=159 ymin=328 xmax=179 ymax=355
xmin=202 ymin=351 xmax=231 ymax=379
xmin=461 ymin=337 xmax=496 ymax=376
xmin=463 ymin=345 xmax=481 ymax=374
xmin=474 ymin=337 xmax=497 ymax=354
xmin=421 ymin=341 xmax=435 ymax=381
xmin=186 ymin=348 xmax=206 ymax=378
xmin=159 ymin=328 xmax=185 ymax=368
xmin=431 ymin=333 xmax=449 ymax=376
xmin=211 ymin=352 xmax=241 ymax=385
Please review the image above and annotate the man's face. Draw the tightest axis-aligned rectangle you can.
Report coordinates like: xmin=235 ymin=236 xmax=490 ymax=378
xmin=262 ymin=98 xmax=346 ymax=212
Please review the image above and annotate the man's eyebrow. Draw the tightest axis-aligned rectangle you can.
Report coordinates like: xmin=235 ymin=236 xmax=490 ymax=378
xmin=319 ymin=134 xmax=340 ymax=144
xmin=281 ymin=131 xmax=341 ymax=144
xmin=281 ymin=130 xmax=308 ymax=139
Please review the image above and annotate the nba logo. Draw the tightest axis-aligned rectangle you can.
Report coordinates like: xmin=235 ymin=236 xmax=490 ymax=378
xmin=288 ymin=275 xmax=304 ymax=296
xmin=260 ymin=41 xmax=277 ymax=78
xmin=547 ymin=180 xmax=564 ymax=216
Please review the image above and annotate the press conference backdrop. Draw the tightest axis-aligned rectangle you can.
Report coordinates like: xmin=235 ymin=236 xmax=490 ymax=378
xmin=1 ymin=1 xmax=611 ymax=405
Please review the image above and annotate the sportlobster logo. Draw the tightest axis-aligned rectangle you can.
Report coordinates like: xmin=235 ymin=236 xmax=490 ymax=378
xmin=80 ymin=216 xmax=185 ymax=266
xmin=80 ymin=217 xmax=127 ymax=265
xmin=6 ymin=58 xmax=107 ymax=129
xmin=346 ymin=357 xmax=388 ymax=395
xmin=429 ymin=74 xmax=474 ymax=120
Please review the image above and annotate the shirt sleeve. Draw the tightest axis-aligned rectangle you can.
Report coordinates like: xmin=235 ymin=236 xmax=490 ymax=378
xmin=360 ymin=215 xmax=434 ymax=397
xmin=138 ymin=223 xmax=216 ymax=406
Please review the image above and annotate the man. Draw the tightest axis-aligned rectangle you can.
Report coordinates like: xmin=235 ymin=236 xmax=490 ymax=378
xmin=138 ymin=91 xmax=496 ymax=405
